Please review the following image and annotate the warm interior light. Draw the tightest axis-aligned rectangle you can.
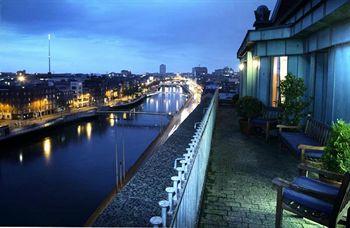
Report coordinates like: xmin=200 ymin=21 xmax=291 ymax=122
xmin=239 ymin=63 xmax=244 ymax=71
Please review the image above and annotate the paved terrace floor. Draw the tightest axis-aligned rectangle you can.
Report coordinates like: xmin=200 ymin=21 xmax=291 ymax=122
xmin=199 ymin=105 xmax=323 ymax=228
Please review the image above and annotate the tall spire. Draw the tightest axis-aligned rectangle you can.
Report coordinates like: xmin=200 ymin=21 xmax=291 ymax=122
xmin=48 ymin=34 xmax=51 ymax=74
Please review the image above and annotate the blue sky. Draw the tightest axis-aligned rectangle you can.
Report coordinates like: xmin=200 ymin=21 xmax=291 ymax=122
xmin=0 ymin=0 xmax=275 ymax=74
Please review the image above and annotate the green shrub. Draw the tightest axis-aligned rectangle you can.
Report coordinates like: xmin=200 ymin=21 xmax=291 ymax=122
xmin=279 ymin=73 xmax=310 ymax=126
xmin=322 ymin=120 xmax=350 ymax=174
xmin=232 ymin=94 xmax=239 ymax=105
xmin=236 ymin=96 xmax=263 ymax=119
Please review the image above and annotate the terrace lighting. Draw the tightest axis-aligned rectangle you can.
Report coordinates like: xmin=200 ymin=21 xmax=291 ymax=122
xmin=253 ymin=59 xmax=260 ymax=68
xmin=239 ymin=63 xmax=244 ymax=71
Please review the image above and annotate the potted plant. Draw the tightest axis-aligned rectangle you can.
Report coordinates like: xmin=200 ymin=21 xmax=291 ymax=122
xmin=279 ymin=73 xmax=310 ymax=126
xmin=236 ymin=96 xmax=263 ymax=134
xmin=321 ymin=120 xmax=350 ymax=183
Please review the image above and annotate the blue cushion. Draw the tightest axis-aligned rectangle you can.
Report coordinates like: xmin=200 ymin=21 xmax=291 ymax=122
xmin=280 ymin=132 xmax=321 ymax=156
xmin=293 ymin=177 xmax=339 ymax=196
xmin=251 ymin=118 xmax=267 ymax=125
xmin=305 ymin=150 xmax=324 ymax=159
xmin=283 ymin=188 xmax=334 ymax=215
xmin=251 ymin=118 xmax=278 ymax=126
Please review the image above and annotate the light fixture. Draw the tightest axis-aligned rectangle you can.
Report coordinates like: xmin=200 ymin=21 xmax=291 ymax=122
xmin=253 ymin=59 xmax=260 ymax=68
xmin=239 ymin=63 xmax=244 ymax=71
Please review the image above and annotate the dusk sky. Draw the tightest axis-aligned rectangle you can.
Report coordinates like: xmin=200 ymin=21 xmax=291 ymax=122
xmin=0 ymin=0 xmax=276 ymax=74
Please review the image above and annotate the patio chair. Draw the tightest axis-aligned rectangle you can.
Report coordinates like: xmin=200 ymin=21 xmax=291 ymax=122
xmin=272 ymin=163 xmax=350 ymax=228
xmin=250 ymin=106 xmax=282 ymax=141
xmin=277 ymin=116 xmax=331 ymax=163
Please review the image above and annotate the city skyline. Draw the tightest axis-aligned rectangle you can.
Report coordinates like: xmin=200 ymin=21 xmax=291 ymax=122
xmin=0 ymin=0 xmax=275 ymax=74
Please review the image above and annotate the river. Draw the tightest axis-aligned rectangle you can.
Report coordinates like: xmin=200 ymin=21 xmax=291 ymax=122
xmin=0 ymin=86 xmax=187 ymax=226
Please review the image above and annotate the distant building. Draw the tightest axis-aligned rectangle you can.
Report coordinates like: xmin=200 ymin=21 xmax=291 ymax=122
xmin=213 ymin=67 xmax=234 ymax=77
xmin=54 ymin=80 xmax=74 ymax=110
xmin=160 ymin=64 xmax=166 ymax=75
xmin=121 ymin=70 xmax=132 ymax=77
xmin=192 ymin=67 xmax=208 ymax=77
xmin=0 ymin=83 xmax=59 ymax=120
xmin=83 ymin=77 xmax=107 ymax=106
xmin=70 ymin=80 xmax=83 ymax=96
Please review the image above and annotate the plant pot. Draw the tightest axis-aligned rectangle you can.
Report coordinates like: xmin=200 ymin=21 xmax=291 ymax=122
xmin=238 ymin=118 xmax=250 ymax=135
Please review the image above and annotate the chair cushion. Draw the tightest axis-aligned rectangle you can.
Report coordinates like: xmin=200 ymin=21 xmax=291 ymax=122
xmin=251 ymin=118 xmax=278 ymax=126
xmin=280 ymin=132 xmax=321 ymax=156
xmin=283 ymin=188 xmax=334 ymax=215
xmin=251 ymin=118 xmax=267 ymax=125
xmin=293 ymin=176 xmax=339 ymax=196
xmin=305 ymin=150 xmax=324 ymax=159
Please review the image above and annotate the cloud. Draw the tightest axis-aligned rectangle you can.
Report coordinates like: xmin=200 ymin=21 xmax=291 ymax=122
xmin=0 ymin=0 xmax=276 ymax=73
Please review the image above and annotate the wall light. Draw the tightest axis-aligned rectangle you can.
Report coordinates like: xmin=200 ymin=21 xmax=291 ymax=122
xmin=239 ymin=63 xmax=244 ymax=71
xmin=253 ymin=59 xmax=260 ymax=68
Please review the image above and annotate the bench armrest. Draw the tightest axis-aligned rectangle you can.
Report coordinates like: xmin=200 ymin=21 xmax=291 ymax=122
xmin=298 ymin=163 xmax=343 ymax=180
xmin=298 ymin=144 xmax=326 ymax=151
xmin=277 ymin=124 xmax=300 ymax=132
xmin=272 ymin=177 xmax=337 ymax=203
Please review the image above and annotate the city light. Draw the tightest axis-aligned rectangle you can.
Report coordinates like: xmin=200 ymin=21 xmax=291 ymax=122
xmin=17 ymin=75 xmax=26 ymax=82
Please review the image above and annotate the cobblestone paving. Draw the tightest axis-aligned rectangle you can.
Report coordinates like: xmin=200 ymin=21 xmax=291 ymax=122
xmin=199 ymin=106 xmax=323 ymax=228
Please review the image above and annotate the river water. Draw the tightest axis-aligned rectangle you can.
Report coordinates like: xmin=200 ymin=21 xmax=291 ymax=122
xmin=0 ymin=86 xmax=187 ymax=226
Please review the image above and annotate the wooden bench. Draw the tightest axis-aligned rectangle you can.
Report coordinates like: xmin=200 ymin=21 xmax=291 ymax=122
xmin=273 ymin=163 xmax=350 ymax=227
xmin=277 ymin=116 xmax=331 ymax=162
xmin=250 ymin=107 xmax=282 ymax=141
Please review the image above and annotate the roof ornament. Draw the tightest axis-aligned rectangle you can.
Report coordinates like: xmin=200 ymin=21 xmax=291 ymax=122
xmin=253 ymin=5 xmax=271 ymax=29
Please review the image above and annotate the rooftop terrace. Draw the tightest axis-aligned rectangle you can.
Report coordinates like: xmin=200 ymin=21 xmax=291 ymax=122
xmin=199 ymin=105 xmax=324 ymax=227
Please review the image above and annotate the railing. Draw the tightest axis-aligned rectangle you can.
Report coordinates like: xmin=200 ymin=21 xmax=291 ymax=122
xmin=150 ymin=90 xmax=218 ymax=227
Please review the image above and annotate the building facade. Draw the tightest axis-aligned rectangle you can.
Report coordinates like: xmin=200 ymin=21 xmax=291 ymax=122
xmin=238 ymin=0 xmax=350 ymax=124
xmin=0 ymin=83 xmax=59 ymax=119
xmin=160 ymin=64 xmax=166 ymax=75
xmin=192 ymin=67 xmax=208 ymax=77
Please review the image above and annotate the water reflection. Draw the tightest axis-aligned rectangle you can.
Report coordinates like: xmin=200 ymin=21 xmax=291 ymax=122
xmin=0 ymin=86 xmax=187 ymax=226
xmin=19 ymin=153 xmax=23 ymax=163
xmin=86 ymin=123 xmax=92 ymax=140
xmin=77 ymin=125 xmax=81 ymax=136
xmin=109 ymin=113 xmax=115 ymax=127
xmin=43 ymin=137 xmax=52 ymax=161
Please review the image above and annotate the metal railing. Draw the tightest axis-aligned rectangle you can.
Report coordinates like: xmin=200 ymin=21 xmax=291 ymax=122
xmin=150 ymin=90 xmax=218 ymax=227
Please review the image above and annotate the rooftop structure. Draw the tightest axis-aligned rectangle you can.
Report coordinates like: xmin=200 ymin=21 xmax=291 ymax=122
xmin=238 ymin=0 xmax=350 ymax=124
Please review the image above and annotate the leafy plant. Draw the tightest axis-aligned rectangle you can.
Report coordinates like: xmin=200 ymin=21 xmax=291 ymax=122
xmin=279 ymin=73 xmax=309 ymax=126
xmin=232 ymin=94 xmax=239 ymax=105
xmin=236 ymin=96 xmax=263 ymax=119
xmin=322 ymin=120 xmax=350 ymax=174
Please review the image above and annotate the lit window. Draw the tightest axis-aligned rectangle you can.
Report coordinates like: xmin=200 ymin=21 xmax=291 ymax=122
xmin=271 ymin=56 xmax=288 ymax=107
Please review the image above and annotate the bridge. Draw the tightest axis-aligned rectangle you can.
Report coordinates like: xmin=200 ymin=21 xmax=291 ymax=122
xmin=96 ymin=110 xmax=173 ymax=116
xmin=109 ymin=123 xmax=164 ymax=129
